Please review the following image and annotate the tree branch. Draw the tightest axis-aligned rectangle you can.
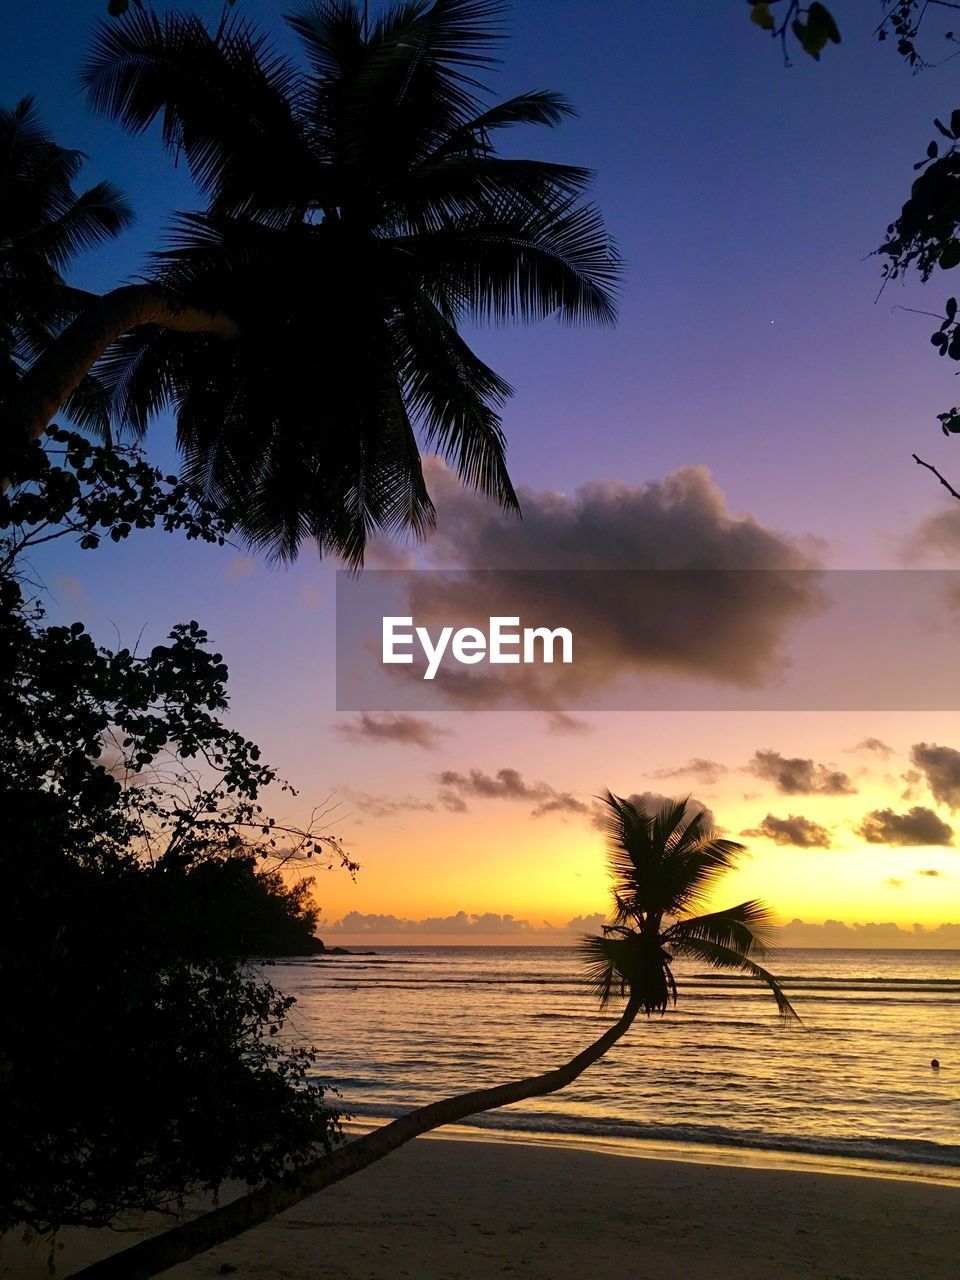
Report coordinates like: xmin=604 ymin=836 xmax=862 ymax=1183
xmin=67 ymin=995 xmax=642 ymax=1280
xmin=913 ymin=451 xmax=960 ymax=500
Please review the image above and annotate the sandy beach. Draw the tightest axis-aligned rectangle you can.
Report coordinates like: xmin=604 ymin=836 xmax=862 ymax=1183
xmin=5 ymin=1136 xmax=958 ymax=1280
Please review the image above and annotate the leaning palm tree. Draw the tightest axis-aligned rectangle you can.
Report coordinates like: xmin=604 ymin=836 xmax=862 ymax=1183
xmin=8 ymin=0 xmax=620 ymax=563
xmin=69 ymin=792 xmax=797 ymax=1280
xmin=0 ymin=97 xmax=132 ymax=445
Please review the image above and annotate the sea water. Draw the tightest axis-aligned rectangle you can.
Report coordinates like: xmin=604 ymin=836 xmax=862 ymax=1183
xmin=270 ymin=947 xmax=960 ymax=1176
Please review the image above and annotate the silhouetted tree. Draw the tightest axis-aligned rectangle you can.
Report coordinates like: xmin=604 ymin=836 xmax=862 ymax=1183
xmin=7 ymin=0 xmax=619 ymax=563
xmin=69 ymin=792 xmax=797 ymax=1280
xmin=0 ymin=97 xmax=132 ymax=442
xmin=0 ymin=428 xmax=354 ymax=1236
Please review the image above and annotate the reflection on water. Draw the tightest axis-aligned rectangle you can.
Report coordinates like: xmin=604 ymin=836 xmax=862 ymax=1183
xmin=270 ymin=947 xmax=960 ymax=1171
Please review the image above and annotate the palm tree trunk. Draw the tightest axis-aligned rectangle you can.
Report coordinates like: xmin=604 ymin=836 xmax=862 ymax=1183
xmin=6 ymin=285 xmax=240 ymax=448
xmin=67 ymin=994 xmax=642 ymax=1280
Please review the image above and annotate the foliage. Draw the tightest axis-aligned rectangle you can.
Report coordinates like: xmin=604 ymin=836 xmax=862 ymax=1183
xmin=579 ymin=793 xmax=799 ymax=1021
xmin=0 ymin=430 xmax=354 ymax=1234
xmin=747 ymin=0 xmax=841 ymax=62
xmin=0 ymin=97 xmax=131 ymax=431
xmin=76 ymin=0 xmax=620 ymax=563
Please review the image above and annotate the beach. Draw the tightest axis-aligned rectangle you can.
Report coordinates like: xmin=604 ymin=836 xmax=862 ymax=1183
xmin=6 ymin=1136 xmax=959 ymax=1280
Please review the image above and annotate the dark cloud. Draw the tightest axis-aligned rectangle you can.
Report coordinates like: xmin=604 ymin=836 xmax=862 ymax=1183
xmin=393 ymin=461 xmax=821 ymax=708
xmin=592 ymin=791 xmax=715 ymax=832
xmin=856 ymin=806 xmax=953 ymax=847
xmin=917 ymin=868 xmax=944 ymax=877
xmin=847 ymin=738 xmax=893 ymax=758
xmin=741 ymin=813 xmax=832 ymax=848
xmin=911 ymin=742 xmax=960 ymax=811
xmin=749 ymin=750 xmax=855 ymax=796
xmin=778 ymin=919 xmax=960 ymax=947
xmin=436 ymin=767 xmax=589 ymax=819
xmin=653 ymin=757 xmax=728 ymax=785
xmin=336 ymin=712 xmax=448 ymax=750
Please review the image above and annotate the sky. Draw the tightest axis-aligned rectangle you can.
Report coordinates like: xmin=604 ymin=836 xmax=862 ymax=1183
xmin=5 ymin=0 xmax=960 ymax=945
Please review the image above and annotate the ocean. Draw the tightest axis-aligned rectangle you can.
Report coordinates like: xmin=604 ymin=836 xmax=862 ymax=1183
xmin=271 ymin=947 xmax=960 ymax=1178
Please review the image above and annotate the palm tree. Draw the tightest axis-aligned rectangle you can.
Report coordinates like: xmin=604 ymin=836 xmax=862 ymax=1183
xmin=69 ymin=793 xmax=797 ymax=1280
xmin=579 ymin=792 xmax=799 ymax=1020
xmin=7 ymin=0 xmax=620 ymax=563
xmin=0 ymin=97 xmax=132 ymax=451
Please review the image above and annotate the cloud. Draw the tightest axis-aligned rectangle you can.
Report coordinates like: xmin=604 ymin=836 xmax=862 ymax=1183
xmin=437 ymin=767 xmax=590 ymax=819
xmin=223 ymin=556 xmax=255 ymax=581
xmin=336 ymin=712 xmax=448 ymax=750
xmin=856 ymin=806 xmax=953 ymax=846
xmin=847 ymin=738 xmax=893 ymax=758
xmin=592 ymin=791 xmax=715 ymax=832
xmin=323 ymin=911 xmax=960 ymax=947
xmin=777 ymin=919 xmax=960 ymax=948
xmin=324 ymin=910 xmax=614 ymax=938
xmin=911 ymin=742 xmax=960 ymax=811
xmin=56 ymin=574 xmax=86 ymax=601
xmin=903 ymin=507 xmax=960 ymax=560
xmin=338 ymin=789 xmax=435 ymax=820
xmin=749 ymin=750 xmax=855 ymax=796
xmin=437 ymin=789 xmax=468 ymax=813
xmin=325 ymin=911 xmax=537 ymax=937
xmin=741 ymin=813 xmax=832 ymax=848
xmin=900 ymin=768 xmax=923 ymax=802
xmin=545 ymin=712 xmax=592 ymax=735
xmin=653 ymin=757 xmax=728 ymax=785
xmin=917 ymin=868 xmax=944 ymax=877
xmin=554 ymin=912 xmax=607 ymax=934
xmin=392 ymin=461 xmax=822 ymax=707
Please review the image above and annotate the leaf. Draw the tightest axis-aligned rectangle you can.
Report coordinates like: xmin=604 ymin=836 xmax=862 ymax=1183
xmin=947 ymin=297 xmax=957 ymax=320
xmin=934 ymin=118 xmax=955 ymax=141
xmin=798 ymin=3 xmax=840 ymax=58
xmin=107 ymin=0 xmax=129 ymax=14
xmin=928 ymin=140 xmax=939 ymax=160
xmin=808 ymin=2 xmax=840 ymax=42
xmin=952 ymin=109 xmax=960 ymax=136
xmin=941 ymin=242 xmax=960 ymax=270
xmin=750 ymin=3 xmax=775 ymax=31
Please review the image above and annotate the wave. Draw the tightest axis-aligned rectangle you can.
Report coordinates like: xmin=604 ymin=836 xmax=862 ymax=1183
xmin=339 ymin=1100 xmax=960 ymax=1172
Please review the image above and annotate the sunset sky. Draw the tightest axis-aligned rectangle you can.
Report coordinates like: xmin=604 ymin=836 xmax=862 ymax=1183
xmin=6 ymin=0 xmax=960 ymax=944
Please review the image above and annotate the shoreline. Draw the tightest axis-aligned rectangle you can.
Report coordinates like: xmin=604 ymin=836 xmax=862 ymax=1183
xmin=5 ymin=1135 xmax=958 ymax=1279
xmin=342 ymin=1116 xmax=960 ymax=1188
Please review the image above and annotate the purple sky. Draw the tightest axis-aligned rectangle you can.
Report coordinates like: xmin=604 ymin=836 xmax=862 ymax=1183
xmin=7 ymin=1 xmax=960 ymax=939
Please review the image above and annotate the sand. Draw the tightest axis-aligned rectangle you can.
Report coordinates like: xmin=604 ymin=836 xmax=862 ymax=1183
xmin=4 ymin=1136 xmax=959 ymax=1280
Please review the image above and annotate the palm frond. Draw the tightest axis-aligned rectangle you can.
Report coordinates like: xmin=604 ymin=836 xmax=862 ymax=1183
xmin=390 ymin=293 xmax=517 ymax=508
xmin=664 ymin=900 xmax=777 ymax=960
xmin=672 ymin=936 xmax=801 ymax=1024
xmin=82 ymin=10 xmax=311 ymax=216
xmin=18 ymin=182 xmax=134 ymax=269
xmin=398 ymin=193 xmax=620 ymax=325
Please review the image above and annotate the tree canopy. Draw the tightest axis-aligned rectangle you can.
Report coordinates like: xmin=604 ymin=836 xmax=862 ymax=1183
xmin=0 ymin=427 xmax=353 ymax=1235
